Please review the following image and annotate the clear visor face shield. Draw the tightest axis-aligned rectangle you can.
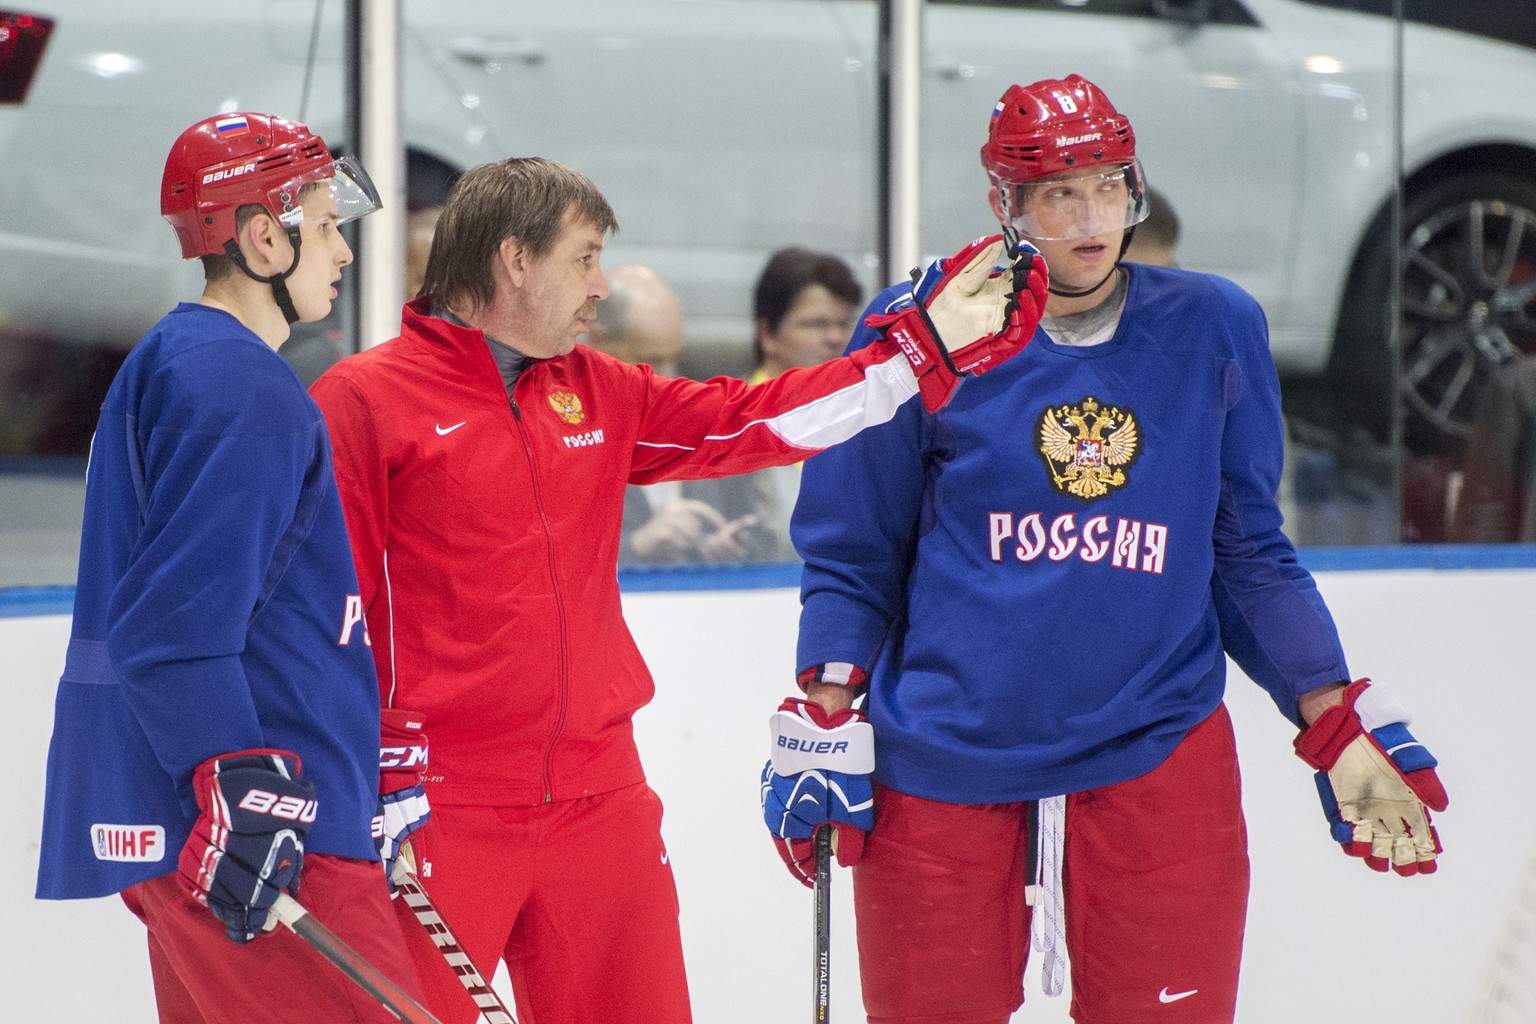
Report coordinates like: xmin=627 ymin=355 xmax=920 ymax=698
xmin=997 ymin=159 xmax=1149 ymax=243
xmin=268 ymin=154 xmax=383 ymax=231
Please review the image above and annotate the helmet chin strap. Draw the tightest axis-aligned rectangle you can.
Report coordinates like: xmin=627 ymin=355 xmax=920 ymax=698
xmin=223 ymin=227 xmax=305 ymax=325
xmin=1001 ymin=219 xmax=1027 ymax=263
xmin=998 ymin=183 xmax=1026 ymax=261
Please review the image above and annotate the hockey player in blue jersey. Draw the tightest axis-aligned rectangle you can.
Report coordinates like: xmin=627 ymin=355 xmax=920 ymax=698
xmin=761 ymin=75 xmax=1450 ymax=1024
xmin=34 ymin=112 xmax=426 ymax=1023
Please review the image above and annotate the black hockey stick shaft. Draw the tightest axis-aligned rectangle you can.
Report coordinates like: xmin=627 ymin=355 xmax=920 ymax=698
xmin=271 ymin=892 xmax=445 ymax=1024
xmin=813 ymin=826 xmax=832 ymax=1023
xmin=393 ymin=855 xmax=518 ymax=1024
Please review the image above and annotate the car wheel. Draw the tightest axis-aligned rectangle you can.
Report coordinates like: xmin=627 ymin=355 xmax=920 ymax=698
xmin=1399 ymin=171 xmax=1536 ymax=451
xmin=1330 ymin=169 xmax=1536 ymax=456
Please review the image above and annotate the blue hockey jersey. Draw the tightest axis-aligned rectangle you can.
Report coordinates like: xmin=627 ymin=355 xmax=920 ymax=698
xmin=36 ymin=304 xmax=382 ymax=900
xmin=792 ymin=264 xmax=1350 ymax=803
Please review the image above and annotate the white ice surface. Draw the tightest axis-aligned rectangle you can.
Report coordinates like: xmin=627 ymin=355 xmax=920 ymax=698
xmin=8 ymin=568 xmax=1535 ymax=1022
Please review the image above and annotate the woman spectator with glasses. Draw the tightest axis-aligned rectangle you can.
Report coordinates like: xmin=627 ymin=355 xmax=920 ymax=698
xmin=691 ymin=247 xmax=864 ymax=561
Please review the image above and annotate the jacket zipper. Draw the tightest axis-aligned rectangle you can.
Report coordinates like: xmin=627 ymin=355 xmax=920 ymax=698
xmin=508 ymin=393 xmax=572 ymax=803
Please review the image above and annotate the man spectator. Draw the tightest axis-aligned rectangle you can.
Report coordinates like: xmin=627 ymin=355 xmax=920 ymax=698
xmin=585 ymin=264 xmax=760 ymax=563
xmin=1121 ymin=184 xmax=1180 ymax=268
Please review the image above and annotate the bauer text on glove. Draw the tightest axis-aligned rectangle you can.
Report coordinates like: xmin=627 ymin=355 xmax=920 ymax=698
xmin=760 ymin=697 xmax=875 ymax=887
xmin=178 ymin=749 xmax=316 ymax=942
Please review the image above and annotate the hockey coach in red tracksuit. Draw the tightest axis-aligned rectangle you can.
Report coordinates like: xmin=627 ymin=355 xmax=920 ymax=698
xmin=310 ymin=156 xmax=1047 ymax=1024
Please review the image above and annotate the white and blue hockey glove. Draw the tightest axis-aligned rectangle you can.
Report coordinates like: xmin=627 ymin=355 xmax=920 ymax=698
xmin=863 ymin=233 xmax=1048 ymax=413
xmin=178 ymin=749 xmax=316 ymax=943
xmin=1294 ymin=679 xmax=1448 ymax=876
xmin=761 ymin=697 xmax=875 ymax=887
xmin=377 ymin=708 xmax=431 ymax=892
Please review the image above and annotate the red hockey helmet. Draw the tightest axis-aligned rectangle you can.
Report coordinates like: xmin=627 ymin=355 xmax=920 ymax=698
xmin=160 ymin=111 xmax=379 ymax=259
xmin=981 ymin=75 xmax=1137 ymax=183
xmin=981 ymin=76 xmax=1148 ymax=243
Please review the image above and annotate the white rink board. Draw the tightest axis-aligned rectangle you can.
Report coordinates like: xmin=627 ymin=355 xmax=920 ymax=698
xmin=8 ymin=567 xmax=1535 ymax=1023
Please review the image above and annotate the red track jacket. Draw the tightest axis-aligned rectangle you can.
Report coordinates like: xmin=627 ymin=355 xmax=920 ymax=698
xmin=311 ymin=298 xmax=921 ymax=807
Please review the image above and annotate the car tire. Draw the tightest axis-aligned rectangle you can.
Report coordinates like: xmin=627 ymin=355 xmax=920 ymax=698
xmin=1328 ymin=168 xmax=1536 ymax=456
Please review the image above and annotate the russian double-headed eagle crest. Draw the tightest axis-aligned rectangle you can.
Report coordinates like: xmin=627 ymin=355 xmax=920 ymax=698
xmin=1036 ymin=396 xmax=1140 ymax=501
xmin=547 ymin=390 xmax=585 ymax=425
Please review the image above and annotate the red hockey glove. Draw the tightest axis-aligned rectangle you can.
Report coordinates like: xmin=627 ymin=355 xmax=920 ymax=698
xmin=178 ymin=749 xmax=315 ymax=943
xmin=864 ymin=234 xmax=1047 ymax=413
xmin=1294 ymin=679 xmax=1448 ymax=876
xmin=761 ymin=698 xmax=875 ymax=887
xmin=377 ymin=708 xmax=431 ymax=891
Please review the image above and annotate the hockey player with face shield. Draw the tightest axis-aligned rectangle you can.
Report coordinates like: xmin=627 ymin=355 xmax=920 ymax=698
xmin=761 ymin=75 xmax=1450 ymax=1024
xmin=35 ymin=113 xmax=427 ymax=1023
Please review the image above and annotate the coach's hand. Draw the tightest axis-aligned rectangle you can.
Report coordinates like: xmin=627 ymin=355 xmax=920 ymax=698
xmin=1294 ymin=679 xmax=1448 ymax=876
xmin=864 ymin=233 xmax=1047 ymax=413
xmin=179 ymin=749 xmax=316 ymax=942
xmin=761 ymin=697 xmax=875 ymax=887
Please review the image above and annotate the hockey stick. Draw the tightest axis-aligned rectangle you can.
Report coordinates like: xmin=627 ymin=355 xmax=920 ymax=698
xmin=813 ymin=826 xmax=832 ymax=1023
xmin=392 ymin=851 xmax=518 ymax=1024
xmin=270 ymin=892 xmax=445 ymax=1024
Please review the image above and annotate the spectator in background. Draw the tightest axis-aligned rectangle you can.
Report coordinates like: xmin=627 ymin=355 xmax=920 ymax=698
xmin=690 ymin=247 xmax=864 ymax=560
xmin=1449 ymin=353 xmax=1536 ymax=541
xmin=585 ymin=263 xmax=684 ymax=376
xmin=1122 ymin=185 xmax=1179 ymax=268
xmin=403 ymin=205 xmax=442 ymax=301
xmin=751 ymin=247 xmax=864 ymax=380
xmin=586 ymin=263 xmax=762 ymax=563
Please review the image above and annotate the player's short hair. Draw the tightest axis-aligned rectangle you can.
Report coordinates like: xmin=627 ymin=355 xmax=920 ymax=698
xmin=422 ymin=157 xmax=618 ymax=315
xmin=199 ymin=180 xmax=330 ymax=284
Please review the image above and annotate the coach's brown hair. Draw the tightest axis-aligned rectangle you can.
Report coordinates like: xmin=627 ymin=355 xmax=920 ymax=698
xmin=421 ymin=157 xmax=618 ymax=315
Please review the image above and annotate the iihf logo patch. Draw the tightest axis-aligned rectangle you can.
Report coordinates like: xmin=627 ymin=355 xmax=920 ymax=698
xmin=1036 ymin=396 xmax=1141 ymax=502
xmin=91 ymin=824 xmax=166 ymax=863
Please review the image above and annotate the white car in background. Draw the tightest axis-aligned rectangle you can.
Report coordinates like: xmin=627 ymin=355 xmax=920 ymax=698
xmin=3 ymin=0 xmax=1535 ymax=453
